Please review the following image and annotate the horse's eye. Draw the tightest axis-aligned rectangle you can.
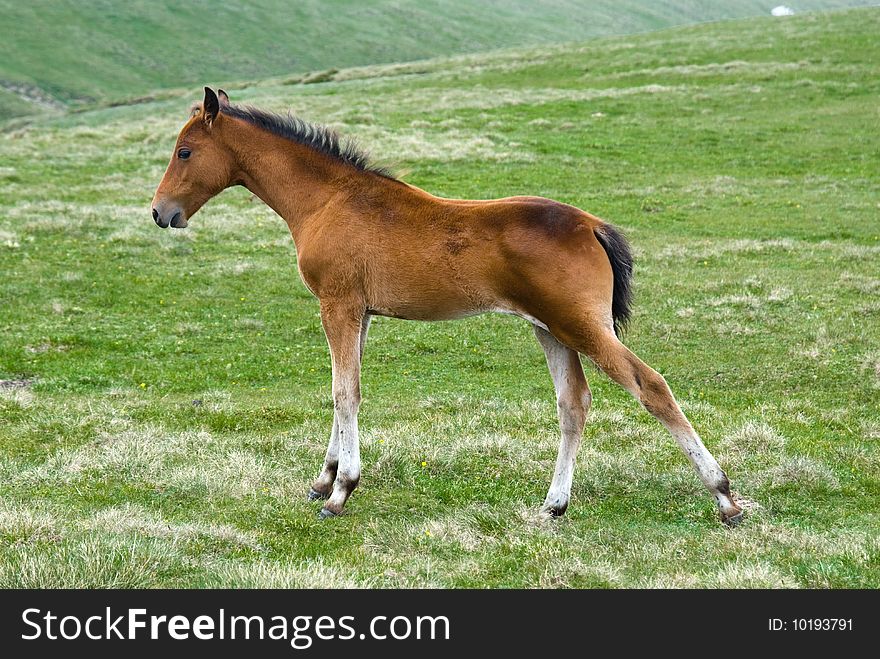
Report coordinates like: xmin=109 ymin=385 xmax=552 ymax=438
xmin=177 ymin=148 xmax=191 ymax=160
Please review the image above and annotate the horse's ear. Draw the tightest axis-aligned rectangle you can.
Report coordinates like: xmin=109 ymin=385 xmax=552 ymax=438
xmin=203 ymin=87 xmax=220 ymax=127
xmin=217 ymin=89 xmax=230 ymax=109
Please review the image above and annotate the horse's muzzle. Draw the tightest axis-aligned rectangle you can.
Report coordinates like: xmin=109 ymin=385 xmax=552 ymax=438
xmin=152 ymin=206 xmax=188 ymax=229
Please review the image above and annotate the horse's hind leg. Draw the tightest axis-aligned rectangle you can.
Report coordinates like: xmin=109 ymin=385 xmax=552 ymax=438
xmin=566 ymin=327 xmax=742 ymax=525
xmin=533 ymin=326 xmax=592 ymax=516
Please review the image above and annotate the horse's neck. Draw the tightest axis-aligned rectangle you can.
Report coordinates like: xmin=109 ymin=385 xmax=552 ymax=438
xmin=227 ymin=126 xmax=342 ymax=241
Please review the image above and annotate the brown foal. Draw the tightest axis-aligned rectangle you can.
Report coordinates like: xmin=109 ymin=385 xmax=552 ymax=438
xmin=151 ymin=88 xmax=742 ymax=525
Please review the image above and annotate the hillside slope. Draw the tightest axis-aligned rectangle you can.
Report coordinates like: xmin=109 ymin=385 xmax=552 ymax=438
xmin=0 ymin=0 xmax=875 ymax=119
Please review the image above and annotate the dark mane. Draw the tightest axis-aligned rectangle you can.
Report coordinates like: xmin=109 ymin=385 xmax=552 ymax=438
xmin=221 ymin=104 xmax=395 ymax=179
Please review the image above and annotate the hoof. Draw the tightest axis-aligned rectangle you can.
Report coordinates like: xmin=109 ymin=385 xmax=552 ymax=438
xmin=307 ymin=488 xmax=329 ymax=501
xmin=722 ymin=510 xmax=744 ymax=527
xmin=541 ymin=502 xmax=568 ymax=518
xmin=318 ymin=507 xmax=337 ymax=520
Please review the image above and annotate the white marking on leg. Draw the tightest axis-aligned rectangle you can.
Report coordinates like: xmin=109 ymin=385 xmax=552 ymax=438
xmin=666 ymin=421 xmax=739 ymax=518
xmin=319 ymin=304 xmax=365 ymax=515
xmin=534 ymin=327 xmax=590 ymax=515
xmin=312 ymin=417 xmax=339 ymax=495
xmin=326 ymin=382 xmax=360 ymax=512
xmin=314 ymin=313 xmax=370 ymax=501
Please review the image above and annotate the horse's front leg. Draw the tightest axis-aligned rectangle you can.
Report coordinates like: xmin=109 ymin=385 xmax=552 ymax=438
xmin=308 ymin=417 xmax=339 ymax=500
xmin=315 ymin=300 xmax=366 ymax=518
xmin=308 ymin=314 xmax=370 ymax=501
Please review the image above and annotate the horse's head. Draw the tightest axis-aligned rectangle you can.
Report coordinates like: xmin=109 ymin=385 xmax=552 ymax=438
xmin=151 ymin=87 xmax=234 ymax=229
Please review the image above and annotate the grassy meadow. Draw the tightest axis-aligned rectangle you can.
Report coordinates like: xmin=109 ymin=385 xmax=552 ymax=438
xmin=1 ymin=0 xmax=875 ymax=120
xmin=0 ymin=8 xmax=879 ymax=588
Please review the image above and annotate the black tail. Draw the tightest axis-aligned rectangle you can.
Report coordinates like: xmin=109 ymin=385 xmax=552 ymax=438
xmin=593 ymin=223 xmax=634 ymax=336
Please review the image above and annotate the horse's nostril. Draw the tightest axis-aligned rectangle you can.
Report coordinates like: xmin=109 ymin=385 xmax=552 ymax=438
xmin=152 ymin=208 xmax=159 ymax=221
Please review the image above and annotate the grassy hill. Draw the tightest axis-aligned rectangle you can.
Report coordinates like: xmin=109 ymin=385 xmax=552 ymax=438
xmin=0 ymin=8 xmax=878 ymax=587
xmin=0 ymin=0 xmax=876 ymax=119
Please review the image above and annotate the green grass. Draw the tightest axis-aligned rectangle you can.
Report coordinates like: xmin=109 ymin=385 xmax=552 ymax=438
xmin=1 ymin=7 xmax=879 ymax=588
xmin=1 ymin=0 xmax=875 ymax=120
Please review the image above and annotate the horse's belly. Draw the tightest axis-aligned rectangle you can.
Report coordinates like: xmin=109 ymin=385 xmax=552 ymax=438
xmin=368 ymin=299 xmax=482 ymax=322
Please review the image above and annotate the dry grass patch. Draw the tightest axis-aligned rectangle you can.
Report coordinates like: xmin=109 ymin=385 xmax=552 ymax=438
xmin=204 ymin=557 xmax=377 ymax=588
xmin=720 ymin=420 xmax=786 ymax=463
xmin=0 ymin=536 xmax=184 ymax=588
xmin=88 ymin=504 xmax=262 ymax=550
xmin=756 ymin=456 xmax=841 ymax=491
